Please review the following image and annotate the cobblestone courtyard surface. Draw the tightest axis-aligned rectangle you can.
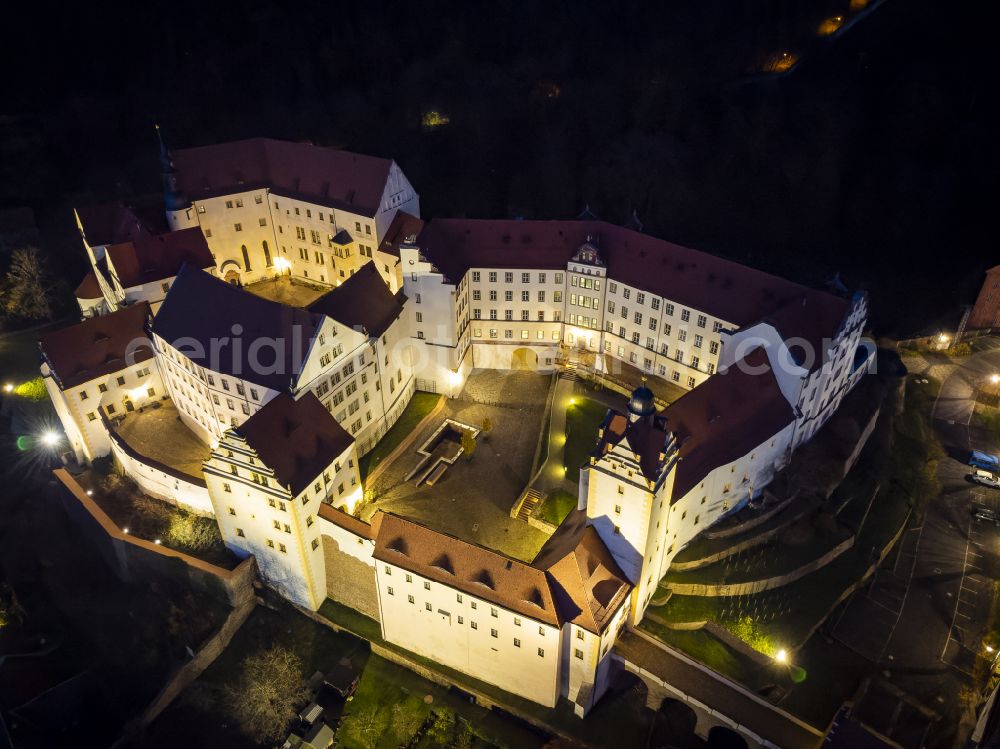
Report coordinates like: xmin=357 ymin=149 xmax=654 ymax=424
xmin=112 ymin=402 xmax=209 ymax=478
xmin=361 ymin=370 xmax=554 ymax=561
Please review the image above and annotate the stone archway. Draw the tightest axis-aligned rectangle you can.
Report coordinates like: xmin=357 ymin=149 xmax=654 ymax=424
xmin=219 ymin=259 xmax=242 ymax=285
xmin=707 ymin=726 xmax=749 ymax=749
xmin=511 ymin=347 xmax=538 ymax=371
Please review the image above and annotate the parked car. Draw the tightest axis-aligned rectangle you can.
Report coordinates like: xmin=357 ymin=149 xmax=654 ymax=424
xmin=970 ymin=470 xmax=1000 ymax=489
xmin=974 ymin=508 xmax=1000 ymax=526
xmin=970 ymin=450 xmax=1000 ymax=472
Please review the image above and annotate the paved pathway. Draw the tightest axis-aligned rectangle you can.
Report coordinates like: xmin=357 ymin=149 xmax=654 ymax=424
xmin=616 ymin=628 xmax=823 ymax=749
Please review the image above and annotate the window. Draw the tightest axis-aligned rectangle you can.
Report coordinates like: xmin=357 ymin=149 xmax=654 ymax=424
xmin=697 ymin=314 xmax=707 ymax=328
xmin=491 ymin=628 xmax=498 ymax=638
xmin=575 ymin=649 xmax=584 ymax=659
xmin=489 ymin=272 xmax=497 ymax=282
xmin=234 ymin=223 xmax=243 ymax=232
xmin=505 ymin=272 xmax=513 ymax=283
xmin=408 ymin=595 xmax=415 ymax=604
xmin=471 ymin=621 xmax=478 ymax=630
xmin=236 ymin=528 xmax=244 ymax=537
xmin=710 ymin=341 xmax=720 ymax=355
xmin=80 ymin=390 xmax=89 ymax=401
xmin=555 ymin=273 xmax=563 ymax=284
xmin=522 ymin=272 xmax=530 ymax=283
xmin=538 ymin=648 xmax=545 ymax=657
xmin=472 ymin=271 xmax=481 ymax=282
xmin=424 ymin=581 xmax=431 ymax=590
xmin=425 ymin=602 xmax=432 ymax=611
xmin=86 ymin=411 xmax=96 ymax=421
xmin=387 ymin=586 xmax=394 ymax=595
xmin=681 ymin=309 xmax=691 ymax=322
xmin=514 ymin=638 xmax=521 ymax=647
xmin=116 ymin=376 xmax=126 ymax=386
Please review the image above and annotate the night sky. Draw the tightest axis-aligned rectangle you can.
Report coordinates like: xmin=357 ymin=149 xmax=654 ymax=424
xmin=2 ymin=0 xmax=996 ymax=334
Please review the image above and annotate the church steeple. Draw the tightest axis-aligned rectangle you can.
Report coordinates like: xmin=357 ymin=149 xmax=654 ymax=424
xmin=155 ymin=124 xmax=189 ymax=213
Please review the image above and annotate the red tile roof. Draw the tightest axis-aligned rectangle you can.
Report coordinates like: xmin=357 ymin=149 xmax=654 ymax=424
xmin=106 ymin=227 xmax=214 ymax=289
xmin=308 ymin=262 xmax=405 ymax=338
xmin=74 ymin=271 xmax=102 ymax=300
xmin=75 ymin=197 xmax=168 ymax=247
xmin=534 ymin=520 xmax=632 ymax=634
xmin=39 ymin=303 xmax=155 ymax=389
xmin=373 ymin=513 xmax=562 ymax=626
xmin=378 ymin=210 xmax=424 ymax=258
xmin=172 ymin=138 xmax=393 ymax=218
xmin=595 ymin=346 xmax=795 ymax=500
xmin=417 ymin=219 xmax=850 ymax=355
xmin=661 ymin=346 xmax=795 ymax=500
xmin=236 ymin=392 xmax=355 ymax=496
xmin=318 ymin=503 xmax=378 ymax=540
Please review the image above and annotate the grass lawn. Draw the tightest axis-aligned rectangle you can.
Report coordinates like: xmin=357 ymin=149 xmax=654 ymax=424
xmin=563 ymin=398 xmax=607 ymax=482
xmin=537 ymin=489 xmax=577 ymax=526
xmin=359 ymin=392 xmax=441 ymax=480
xmin=337 ymin=655 xmax=541 ymax=749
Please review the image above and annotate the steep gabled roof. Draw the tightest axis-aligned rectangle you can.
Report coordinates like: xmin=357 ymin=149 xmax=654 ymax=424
xmin=236 ymin=392 xmax=354 ymax=496
xmin=39 ymin=302 xmax=154 ymax=389
xmin=172 ymin=138 xmax=394 ymax=218
xmin=106 ymin=227 xmax=214 ymax=289
xmin=534 ymin=519 xmax=632 ymax=634
xmin=308 ymin=262 xmax=404 ymax=338
xmin=662 ymin=346 xmax=796 ymax=500
xmin=416 ymin=219 xmax=850 ymax=358
xmin=152 ymin=265 xmax=324 ymax=392
xmin=373 ymin=513 xmax=561 ymax=627
xmin=378 ymin=210 xmax=424 ymax=258
xmin=74 ymin=271 xmax=102 ymax=300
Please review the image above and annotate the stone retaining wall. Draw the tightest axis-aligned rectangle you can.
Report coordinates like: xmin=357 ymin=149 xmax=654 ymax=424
xmin=53 ymin=468 xmax=255 ymax=608
xmin=664 ymin=535 xmax=855 ymax=597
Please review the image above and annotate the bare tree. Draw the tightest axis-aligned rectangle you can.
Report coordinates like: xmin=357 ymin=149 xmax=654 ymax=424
xmin=1 ymin=247 xmax=55 ymax=320
xmin=224 ymin=645 xmax=309 ymax=743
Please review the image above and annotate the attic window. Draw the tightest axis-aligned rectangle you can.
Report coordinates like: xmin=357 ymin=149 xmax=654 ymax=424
xmin=525 ymin=588 xmax=545 ymax=607
xmin=472 ymin=570 xmax=495 ymax=589
xmin=430 ymin=554 xmax=454 ymax=574
xmin=386 ymin=537 xmax=408 ymax=556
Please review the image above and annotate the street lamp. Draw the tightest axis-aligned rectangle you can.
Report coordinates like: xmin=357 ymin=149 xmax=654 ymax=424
xmin=775 ymin=648 xmax=789 ymax=664
xmin=990 ymin=374 xmax=1000 ymax=386
xmin=40 ymin=430 xmax=60 ymax=448
xmin=3 ymin=383 xmax=12 ymax=393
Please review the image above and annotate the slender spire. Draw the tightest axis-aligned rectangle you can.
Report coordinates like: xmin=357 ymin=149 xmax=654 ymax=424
xmin=155 ymin=124 xmax=189 ymax=212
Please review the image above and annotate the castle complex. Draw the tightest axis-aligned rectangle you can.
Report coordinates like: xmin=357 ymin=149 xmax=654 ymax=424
xmin=39 ymin=133 xmax=870 ymax=716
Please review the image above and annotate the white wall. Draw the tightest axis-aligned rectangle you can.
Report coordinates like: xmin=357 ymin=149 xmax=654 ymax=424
xmin=375 ymin=561 xmax=562 ymax=707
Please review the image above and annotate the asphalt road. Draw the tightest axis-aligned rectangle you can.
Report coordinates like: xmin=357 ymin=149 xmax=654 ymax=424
xmin=874 ymin=342 xmax=1000 ymax=744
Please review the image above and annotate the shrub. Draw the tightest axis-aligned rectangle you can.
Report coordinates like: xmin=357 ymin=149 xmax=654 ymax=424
xmin=167 ymin=512 xmax=223 ymax=552
xmin=13 ymin=377 xmax=48 ymax=402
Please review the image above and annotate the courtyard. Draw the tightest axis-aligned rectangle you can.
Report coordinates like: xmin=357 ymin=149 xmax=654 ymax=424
xmin=112 ymin=401 xmax=209 ymax=479
xmin=242 ymin=275 xmax=329 ymax=308
xmin=360 ymin=369 xmax=556 ymax=561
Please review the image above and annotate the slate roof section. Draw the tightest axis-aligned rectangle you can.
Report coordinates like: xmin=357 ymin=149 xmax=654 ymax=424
xmin=661 ymin=346 xmax=796 ymax=500
xmin=373 ymin=513 xmax=562 ymax=627
xmin=378 ymin=210 xmax=424 ymax=258
xmin=39 ymin=302 xmax=154 ymax=389
xmin=74 ymin=271 xmax=102 ymax=300
xmin=416 ymin=219 xmax=850 ymax=365
xmin=308 ymin=262 xmax=405 ymax=338
xmin=236 ymin=392 xmax=354 ymax=496
xmin=152 ymin=265 xmax=324 ymax=392
xmin=171 ymin=138 xmax=393 ymax=218
xmin=533 ymin=517 xmax=632 ymax=634
xmin=106 ymin=227 xmax=214 ymax=288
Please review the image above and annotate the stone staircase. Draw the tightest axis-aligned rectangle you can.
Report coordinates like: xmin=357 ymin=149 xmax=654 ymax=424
xmin=511 ymin=488 xmax=544 ymax=521
xmin=559 ymin=361 xmax=579 ymax=382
